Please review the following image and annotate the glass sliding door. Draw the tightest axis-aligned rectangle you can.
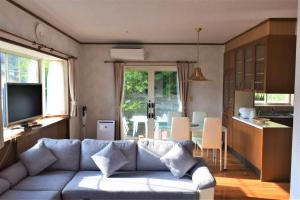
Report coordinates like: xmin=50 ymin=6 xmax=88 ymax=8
xmin=122 ymin=70 xmax=148 ymax=139
xmin=121 ymin=66 xmax=180 ymax=139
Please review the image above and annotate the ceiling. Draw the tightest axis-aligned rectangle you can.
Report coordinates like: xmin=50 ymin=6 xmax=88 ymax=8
xmin=13 ymin=0 xmax=298 ymax=44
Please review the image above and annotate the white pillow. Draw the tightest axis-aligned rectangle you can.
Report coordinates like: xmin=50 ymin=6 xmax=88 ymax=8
xmin=92 ymin=142 xmax=128 ymax=177
xmin=160 ymin=144 xmax=197 ymax=178
xmin=19 ymin=142 xmax=57 ymax=176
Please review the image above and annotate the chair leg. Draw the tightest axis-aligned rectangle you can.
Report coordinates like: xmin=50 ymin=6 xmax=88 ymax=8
xmin=220 ymin=148 xmax=222 ymax=171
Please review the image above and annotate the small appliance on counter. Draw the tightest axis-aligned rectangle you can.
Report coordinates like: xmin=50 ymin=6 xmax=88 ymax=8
xmin=239 ymin=107 xmax=256 ymax=119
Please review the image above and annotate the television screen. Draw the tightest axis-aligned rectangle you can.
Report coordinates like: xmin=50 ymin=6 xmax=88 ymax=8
xmin=7 ymin=83 xmax=42 ymax=125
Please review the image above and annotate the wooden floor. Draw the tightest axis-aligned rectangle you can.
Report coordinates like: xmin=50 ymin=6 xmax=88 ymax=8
xmin=193 ymin=148 xmax=290 ymax=200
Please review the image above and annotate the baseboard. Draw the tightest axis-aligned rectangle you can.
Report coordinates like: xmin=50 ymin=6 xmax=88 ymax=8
xmin=228 ymin=146 xmax=260 ymax=178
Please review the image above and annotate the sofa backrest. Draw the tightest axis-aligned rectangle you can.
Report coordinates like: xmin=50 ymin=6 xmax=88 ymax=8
xmin=0 ymin=161 xmax=27 ymax=186
xmin=137 ymin=139 xmax=193 ymax=171
xmin=39 ymin=138 xmax=81 ymax=171
xmin=80 ymin=139 xmax=136 ymax=171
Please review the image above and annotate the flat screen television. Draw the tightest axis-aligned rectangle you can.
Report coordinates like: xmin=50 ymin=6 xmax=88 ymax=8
xmin=6 ymin=83 xmax=42 ymax=126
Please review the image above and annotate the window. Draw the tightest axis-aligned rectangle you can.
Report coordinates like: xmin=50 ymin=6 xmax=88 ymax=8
xmin=254 ymin=93 xmax=293 ymax=105
xmin=0 ymin=50 xmax=68 ymax=127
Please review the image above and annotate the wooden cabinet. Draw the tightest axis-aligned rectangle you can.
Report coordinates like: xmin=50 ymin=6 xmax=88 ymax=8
xmin=231 ymin=35 xmax=295 ymax=93
xmin=235 ymin=49 xmax=244 ymax=90
xmin=254 ymin=41 xmax=266 ymax=91
xmin=223 ymin=51 xmax=235 ymax=147
xmin=244 ymin=45 xmax=255 ymax=90
xmin=255 ymin=35 xmax=296 ymax=93
xmin=232 ymin=118 xmax=293 ymax=182
xmin=225 ymin=19 xmax=296 ymax=93
xmin=0 ymin=117 xmax=69 ymax=170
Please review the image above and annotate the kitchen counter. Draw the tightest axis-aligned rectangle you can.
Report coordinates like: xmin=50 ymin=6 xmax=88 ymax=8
xmin=231 ymin=116 xmax=292 ymax=182
xmin=232 ymin=116 xmax=290 ymax=129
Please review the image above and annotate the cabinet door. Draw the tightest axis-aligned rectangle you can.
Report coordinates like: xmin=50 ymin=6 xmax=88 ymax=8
xmin=235 ymin=49 xmax=244 ymax=90
xmin=244 ymin=45 xmax=255 ymax=90
xmin=255 ymin=41 xmax=266 ymax=91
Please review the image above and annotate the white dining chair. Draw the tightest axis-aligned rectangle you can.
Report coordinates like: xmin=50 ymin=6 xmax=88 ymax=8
xmin=192 ymin=111 xmax=207 ymax=125
xmin=167 ymin=112 xmax=182 ymax=126
xmin=198 ymin=117 xmax=223 ymax=171
xmin=170 ymin=117 xmax=190 ymax=141
xmin=192 ymin=112 xmax=207 ymax=149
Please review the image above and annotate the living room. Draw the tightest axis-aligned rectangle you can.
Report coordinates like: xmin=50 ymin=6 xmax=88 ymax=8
xmin=0 ymin=0 xmax=300 ymax=199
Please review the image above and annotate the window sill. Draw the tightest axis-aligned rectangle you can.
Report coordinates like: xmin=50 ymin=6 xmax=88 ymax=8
xmin=3 ymin=116 xmax=69 ymax=142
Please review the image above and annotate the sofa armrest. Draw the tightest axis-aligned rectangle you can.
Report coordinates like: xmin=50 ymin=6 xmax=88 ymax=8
xmin=188 ymin=157 xmax=216 ymax=190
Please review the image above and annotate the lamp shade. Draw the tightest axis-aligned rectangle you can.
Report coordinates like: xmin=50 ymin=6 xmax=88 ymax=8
xmin=189 ymin=67 xmax=208 ymax=81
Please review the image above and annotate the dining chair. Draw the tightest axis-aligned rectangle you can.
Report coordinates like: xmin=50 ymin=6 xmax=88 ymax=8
xmin=170 ymin=117 xmax=190 ymax=141
xmin=192 ymin=111 xmax=207 ymax=126
xmin=167 ymin=112 xmax=182 ymax=126
xmin=192 ymin=112 xmax=207 ymax=149
xmin=198 ymin=117 xmax=223 ymax=171
xmin=122 ymin=117 xmax=129 ymax=137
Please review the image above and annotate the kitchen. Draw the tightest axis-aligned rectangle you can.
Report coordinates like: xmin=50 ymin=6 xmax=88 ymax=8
xmin=222 ymin=18 xmax=296 ymax=182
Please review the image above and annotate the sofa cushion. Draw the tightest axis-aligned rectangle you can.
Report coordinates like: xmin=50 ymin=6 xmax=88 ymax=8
xmin=0 ymin=190 xmax=60 ymax=200
xmin=137 ymin=139 xmax=193 ymax=171
xmin=39 ymin=138 xmax=81 ymax=171
xmin=62 ymin=171 xmax=199 ymax=200
xmin=13 ymin=171 xmax=75 ymax=192
xmin=19 ymin=142 xmax=57 ymax=176
xmin=92 ymin=143 xmax=128 ymax=177
xmin=81 ymin=139 xmax=136 ymax=171
xmin=0 ymin=179 xmax=9 ymax=195
xmin=161 ymin=144 xmax=197 ymax=178
xmin=0 ymin=162 xmax=27 ymax=186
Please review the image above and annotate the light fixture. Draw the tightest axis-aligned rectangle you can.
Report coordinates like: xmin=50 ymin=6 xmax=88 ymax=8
xmin=189 ymin=27 xmax=208 ymax=81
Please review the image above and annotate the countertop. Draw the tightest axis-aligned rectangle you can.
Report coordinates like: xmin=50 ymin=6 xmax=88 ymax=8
xmin=232 ymin=116 xmax=291 ymax=129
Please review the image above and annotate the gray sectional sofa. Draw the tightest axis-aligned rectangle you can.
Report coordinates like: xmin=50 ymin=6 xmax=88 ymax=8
xmin=0 ymin=138 xmax=216 ymax=200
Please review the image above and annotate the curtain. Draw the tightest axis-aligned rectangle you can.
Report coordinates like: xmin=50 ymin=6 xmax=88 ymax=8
xmin=177 ymin=62 xmax=191 ymax=117
xmin=114 ymin=62 xmax=125 ymax=140
xmin=68 ymin=58 xmax=78 ymax=117
xmin=45 ymin=61 xmax=68 ymax=115
xmin=0 ymin=68 xmax=3 ymax=149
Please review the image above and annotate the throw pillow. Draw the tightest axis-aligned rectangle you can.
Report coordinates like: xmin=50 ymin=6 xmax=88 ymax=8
xmin=19 ymin=142 xmax=57 ymax=176
xmin=160 ymin=143 xmax=197 ymax=178
xmin=91 ymin=142 xmax=128 ymax=177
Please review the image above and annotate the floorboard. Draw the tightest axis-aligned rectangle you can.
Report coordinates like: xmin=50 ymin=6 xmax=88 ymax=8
xmin=193 ymin=148 xmax=290 ymax=200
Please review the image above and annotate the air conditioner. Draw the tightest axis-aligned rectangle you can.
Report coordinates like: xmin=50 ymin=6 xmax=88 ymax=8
xmin=110 ymin=48 xmax=144 ymax=60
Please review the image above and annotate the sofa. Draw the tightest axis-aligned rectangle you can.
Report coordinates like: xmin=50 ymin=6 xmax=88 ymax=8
xmin=0 ymin=138 xmax=216 ymax=200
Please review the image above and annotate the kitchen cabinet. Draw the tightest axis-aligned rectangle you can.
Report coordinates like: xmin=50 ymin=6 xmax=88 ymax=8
xmin=235 ymin=49 xmax=244 ymax=90
xmin=223 ymin=51 xmax=235 ymax=147
xmin=244 ymin=45 xmax=255 ymax=90
xmin=232 ymin=35 xmax=295 ymax=93
xmin=232 ymin=117 xmax=292 ymax=182
xmin=254 ymin=36 xmax=296 ymax=93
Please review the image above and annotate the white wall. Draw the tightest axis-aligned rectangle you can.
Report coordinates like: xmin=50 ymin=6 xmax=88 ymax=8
xmin=78 ymin=44 xmax=224 ymax=138
xmin=290 ymin=1 xmax=300 ymax=199
xmin=0 ymin=0 xmax=81 ymax=139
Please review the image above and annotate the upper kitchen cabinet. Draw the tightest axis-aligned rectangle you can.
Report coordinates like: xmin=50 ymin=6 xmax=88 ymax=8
xmin=225 ymin=18 xmax=296 ymax=93
xmin=256 ymin=35 xmax=296 ymax=93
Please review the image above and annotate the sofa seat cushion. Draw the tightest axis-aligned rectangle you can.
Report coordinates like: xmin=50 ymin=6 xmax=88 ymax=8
xmin=81 ymin=139 xmax=136 ymax=171
xmin=14 ymin=171 xmax=75 ymax=192
xmin=39 ymin=138 xmax=81 ymax=171
xmin=62 ymin=171 xmax=199 ymax=200
xmin=137 ymin=139 xmax=194 ymax=171
xmin=0 ymin=190 xmax=60 ymax=200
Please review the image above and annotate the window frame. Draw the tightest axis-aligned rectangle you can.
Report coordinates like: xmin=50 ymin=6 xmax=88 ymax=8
xmin=254 ymin=93 xmax=294 ymax=106
xmin=0 ymin=48 xmax=67 ymax=128
xmin=0 ymin=49 xmax=42 ymax=84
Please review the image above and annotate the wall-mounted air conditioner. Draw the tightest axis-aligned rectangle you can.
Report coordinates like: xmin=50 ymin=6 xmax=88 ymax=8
xmin=110 ymin=48 xmax=144 ymax=60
